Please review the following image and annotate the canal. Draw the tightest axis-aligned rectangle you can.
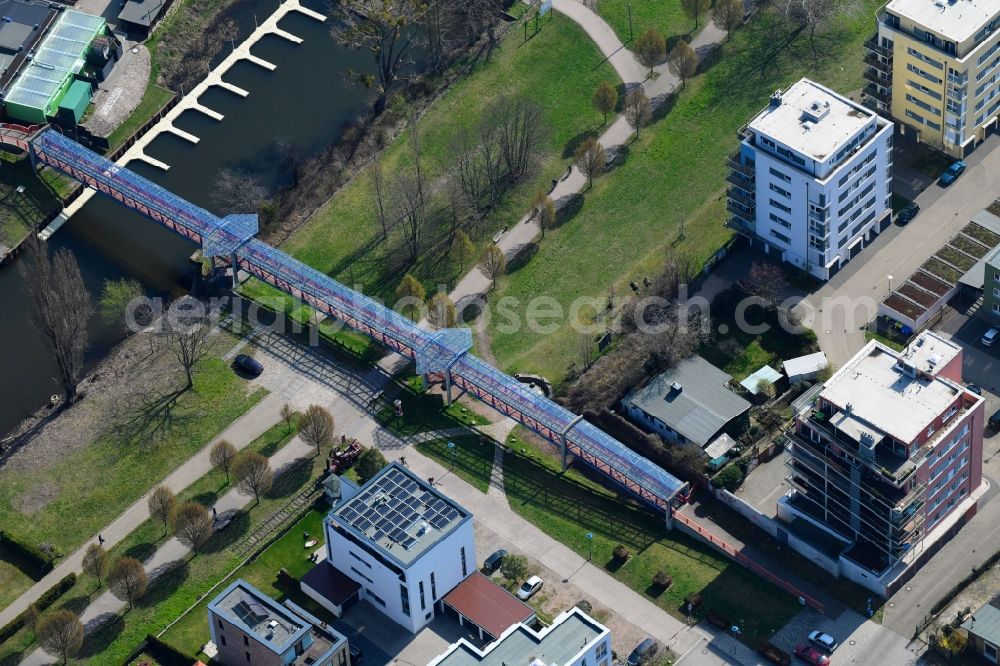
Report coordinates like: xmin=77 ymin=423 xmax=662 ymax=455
xmin=0 ymin=0 xmax=376 ymax=435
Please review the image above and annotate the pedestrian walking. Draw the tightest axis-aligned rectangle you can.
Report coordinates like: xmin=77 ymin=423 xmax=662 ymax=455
xmin=212 ymin=506 xmax=218 ymax=520
xmin=97 ymin=534 xmax=105 ymax=545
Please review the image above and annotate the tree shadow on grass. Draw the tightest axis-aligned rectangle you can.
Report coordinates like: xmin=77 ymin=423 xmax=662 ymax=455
xmin=563 ymin=129 xmax=599 ymax=159
xmin=554 ymin=193 xmax=584 ymax=226
xmin=77 ymin=612 xmax=125 ymax=659
xmin=137 ymin=559 xmax=189 ymax=609
xmin=505 ymin=243 xmax=538 ymax=274
xmin=267 ymin=458 xmax=316 ymax=500
xmin=59 ymin=594 xmax=92 ymax=615
xmin=123 ymin=542 xmax=158 ymax=563
xmin=650 ymin=92 xmax=678 ymax=124
xmin=605 ymin=144 xmax=630 ymax=173
xmin=203 ymin=510 xmax=251 ymax=554
xmin=190 ymin=490 xmax=220 ymax=508
xmin=106 ymin=386 xmax=193 ymax=450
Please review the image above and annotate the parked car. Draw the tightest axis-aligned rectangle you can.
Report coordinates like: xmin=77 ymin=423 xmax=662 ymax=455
xmin=982 ymin=326 xmax=999 ymax=347
xmin=967 ymin=384 xmax=983 ymax=395
xmin=808 ymin=630 xmax=838 ymax=652
xmin=483 ymin=549 xmax=507 ymax=573
xmin=349 ymin=643 xmax=363 ymax=664
xmin=626 ymin=638 xmax=659 ymax=666
xmin=233 ymin=353 xmax=263 ymax=376
xmin=989 ymin=407 xmax=1000 ymax=431
xmin=795 ymin=643 xmax=830 ymax=666
xmin=516 ymin=575 xmax=543 ymax=600
xmin=939 ymin=160 xmax=967 ymax=185
xmin=896 ymin=202 xmax=919 ymax=224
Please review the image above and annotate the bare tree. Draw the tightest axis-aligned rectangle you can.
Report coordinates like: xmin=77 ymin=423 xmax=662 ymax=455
xmin=577 ymin=334 xmax=596 ymax=372
xmin=210 ymin=439 xmax=238 ymax=485
xmin=538 ymin=195 xmax=557 ymax=237
xmin=390 ymin=170 xmax=426 ymax=263
xmin=495 ymin=96 xmax=545 ymax=182
xmin=667 ymin=40 xmax=698 ymax=88
xmin=450 ymin=229 xmax=476 ymax=271
xmin=148 ymin=485 xmax=176 ymax=535
xmin=395 ymin=273 xmax=426 ymax=321
xmin=108 ymin=557 xmax=148 ymax=611
xmin=713 ymin=0 xmax=745 ymax=39
xmin=298 ymin=405 xmax=335 ymax=457
xmin=280 ymin=403 xmax=295 ymax=432
xmin=408 ymin=112 xmax=426 ymax=205
xmin=19 ymin=235 xmax=92 ymax=403
xmin=165 ymin=297 xmax=212 ymax=389
xmin=81 ymin=543 xmax=109 ymax=588
xmin=634 ymin=28 xmax=666 ymax=75
xmin=370 ymin=162 xmax=390 ymax=239
xmin=739 ymin=261 xmax=789 ymax=311
xmin=780 ymin=0 xmax=861 ymax=57
xmin=37 ymin=609 xmax=83 ymax=664
xmin=172 ymin=501 xmax=214 ymax=554
xmin=462 ymin=0 xmax=502 ymax=49
xmin=574 ymin=137 xmax=607 ymax=190
xmin=592 ymin=81 xmax=618 ymax=124
xmin=453 ymin=129 xmax=494 ymax=218
xmin=623 ymin=89 xmax=652 ymax=138
xmin=333 ymin=0 xmax=428 ymax=116
xmin=478 ymin=244 xmax=506 ymax=290
xmin=427 ymin=292 xmax=457 ymax=328
xmin=681 ymin=0 xmax=711 ymax=28
xmin=234 ymin=452 xmax=273 ymax=506
xmin=211 ymin=167 xmax=268 ymax=213
xmin=423 ymin=0 xmax=452 ymax=73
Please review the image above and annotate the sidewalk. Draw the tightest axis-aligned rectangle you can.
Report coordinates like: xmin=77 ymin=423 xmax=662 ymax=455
xmin=20 ymin=435 xmax=316 ymax=665
xmin=0 ymin=393 xmax=286 ymax=628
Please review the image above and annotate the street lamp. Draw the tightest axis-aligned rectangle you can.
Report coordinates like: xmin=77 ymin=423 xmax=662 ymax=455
xmin=626 ymin=1 xmax=633 ymax=41
xmin=585 ymin=532 xmax=594 ymax=560
xmin=447 ymin=441 xmax=456 ymax=469
xmin=888 ymin=274 xmax=894 ymax=295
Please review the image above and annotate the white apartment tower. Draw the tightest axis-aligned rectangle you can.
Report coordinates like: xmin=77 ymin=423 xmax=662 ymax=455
xmin=728 ymin=78 xmax=895 ymax=280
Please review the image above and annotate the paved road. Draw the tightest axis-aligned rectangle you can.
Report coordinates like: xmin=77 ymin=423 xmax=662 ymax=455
xmin=798 ymin=134 xmax=1000 ymax=368
xmin=0 ymin=391 xmax=287 ymax=628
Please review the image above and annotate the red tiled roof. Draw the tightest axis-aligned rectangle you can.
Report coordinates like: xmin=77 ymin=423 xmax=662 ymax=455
xmin=301 ymin=560 xmax=361 ymax=605
xmin=443 ymin=572 xmax=535 ymax=639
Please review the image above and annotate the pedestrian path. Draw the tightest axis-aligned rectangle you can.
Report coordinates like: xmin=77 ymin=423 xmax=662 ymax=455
xmin=0 ymin=393 xmax=287 ymax=628
xmin=20 ymin=436 xmax=316 ymax=665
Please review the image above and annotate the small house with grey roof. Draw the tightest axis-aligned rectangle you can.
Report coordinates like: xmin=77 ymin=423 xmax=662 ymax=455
xmin=962 ymin=592 xmax=1000 ymax=664
xmin=622 ymin=355 xmax=751 ymax=448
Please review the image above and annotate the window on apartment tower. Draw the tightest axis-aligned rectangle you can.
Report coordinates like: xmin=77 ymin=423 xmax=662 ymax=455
xmin=220 ymin=635 xmax=226 ymax=647
xmin=419 ymin=581 xmax=426 ymax=611
xmin=243 ymin=635 xmax=249 ymax=646
xmin=430 ymin=572 xmax=437 ymax=600
xmin=460 ymin=547 xmax=468 ymax=576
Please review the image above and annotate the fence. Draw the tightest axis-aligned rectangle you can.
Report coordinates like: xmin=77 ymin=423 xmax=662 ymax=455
xmin=673 ymin=510 xmax=824 ymax=613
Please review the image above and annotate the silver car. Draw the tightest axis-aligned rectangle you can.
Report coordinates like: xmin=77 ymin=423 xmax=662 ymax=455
xmin=809 ymin=630 xmax=838 ymax=652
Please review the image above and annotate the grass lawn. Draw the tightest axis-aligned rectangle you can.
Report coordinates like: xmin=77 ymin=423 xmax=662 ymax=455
xmin=0 ymin=556 xmax=34 ymax=615
xmin=865 ymin=330 xmax=905 ymax=352
xmin=0 ymin=357 xmax=266 ymax=556
xmin=107 ymin=85 xmax=175 ymax=151
xmin=0 ymin=418 xmax=303 ymax=664
xmin=160 ymin=508 xmax=329 ymax=658
xmin=596 ymin=0 xmax=693 ymax=47
xmin=282 ymin=14 xmax=619 ymax=302
xmin=0 ymin=156 xmax=65 ymax=249
xmin=488 ymin=4 xmax=877 ymax=383
xmin=375 ymin=375 xmax=491 ymax=437
xmin=502 ymin=428 xmax=801 ymax=645
xmin=416 ymin=435 xmax=497 ymax=492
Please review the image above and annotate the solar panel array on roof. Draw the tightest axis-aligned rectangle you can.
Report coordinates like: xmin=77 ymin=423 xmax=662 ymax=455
xmin=342 ymin=468 xmax=461 ymax=551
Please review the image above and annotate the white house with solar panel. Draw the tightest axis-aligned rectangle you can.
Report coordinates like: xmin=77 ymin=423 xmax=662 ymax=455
xmin=303 ymin=462 xmax=476 ymax=634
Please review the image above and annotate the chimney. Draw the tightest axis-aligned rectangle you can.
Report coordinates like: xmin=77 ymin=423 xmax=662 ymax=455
xmin=769 ymin=90 xmax=783 ymax=108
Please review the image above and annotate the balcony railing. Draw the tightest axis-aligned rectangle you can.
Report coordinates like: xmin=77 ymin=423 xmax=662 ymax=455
xmin=726 ymin=216 xmax=754 ymax=236
xmin=863 ymin=68 xmax=892 ymax=87
xmin=727 ymin=188 xmax=755 ymax=209
xmin=863 ymin=53 xmax=892 ymax=71
xmin=726 ymin=152 xmax=754 ymax=176
xmin=726 ymin=170 xmax=754 ymax=192
xmin=863 ymin=83 xmax=892 ymax=105
xmin=726 ymin=201 xmax=755 ymax=222
xmin=864 ymin=35 xmax=891 ymax=57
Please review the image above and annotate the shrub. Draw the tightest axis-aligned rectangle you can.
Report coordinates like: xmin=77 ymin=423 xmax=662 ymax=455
xmin=612 ymin=545 xmax=629 ymax=563
xmin=711 ymin=464 xmax=745 ymax=491
xmin=653 ymin=571 xmax=672 ymax=588
xmin=685 ymin=593 xmax=702 ymax=610
xmin=0 ymin=531 xmax=55 ymax=577
xmin=0 ymin=572 xmax=76 ymax=643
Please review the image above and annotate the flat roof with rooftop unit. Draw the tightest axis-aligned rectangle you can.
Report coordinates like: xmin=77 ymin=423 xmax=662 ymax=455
xmin=885 ymin=0 xmax=1000 ymax=46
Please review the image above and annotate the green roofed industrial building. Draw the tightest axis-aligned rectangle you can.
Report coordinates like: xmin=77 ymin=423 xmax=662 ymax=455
xmin=0 ymin=5 xmax=110 ymax=125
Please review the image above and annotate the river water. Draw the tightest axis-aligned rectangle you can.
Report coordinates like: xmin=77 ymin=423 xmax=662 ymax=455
xmin=0 ymin=0 xmax=376 ymax=435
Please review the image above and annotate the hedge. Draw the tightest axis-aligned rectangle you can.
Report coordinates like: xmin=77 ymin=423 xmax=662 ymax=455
xmin=0 ymin=572 xmax=76 ymax=644
xmin=0 ymin=531 xmax=54 ymax=577
xmin=144 ymin=634 xmax=194 ymax=666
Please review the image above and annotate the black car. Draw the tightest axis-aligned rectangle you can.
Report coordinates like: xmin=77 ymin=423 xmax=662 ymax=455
xmin=483 ymin=549 xmax=507 ymax=573
xmin=233 ymin=354 xmax=263 ymax=377
xmin=967 ymin=384 xmax=983 ymax=395
xmin=626 ymin=638 xmax=658 ymax=666
xmin=349 ymin=643 xmax=363 ymax=664
xmin=897 ymin=202 xmax=919 ymax=224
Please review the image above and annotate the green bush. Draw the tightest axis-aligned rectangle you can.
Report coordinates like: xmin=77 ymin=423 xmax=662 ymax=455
xmin=711 ymin=464 xmax=745 ymax=491
xmin=0 ymin=572 xmax=76 ymax=643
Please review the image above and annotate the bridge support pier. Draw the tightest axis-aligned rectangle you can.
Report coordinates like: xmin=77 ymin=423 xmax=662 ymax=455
xmin=558 ymin=414 xmax=585 ymax=472
xmin=444 ymin=371 xmax=453 ymax=406
xmin=231 ymin=251 xmax=240 ymax=289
